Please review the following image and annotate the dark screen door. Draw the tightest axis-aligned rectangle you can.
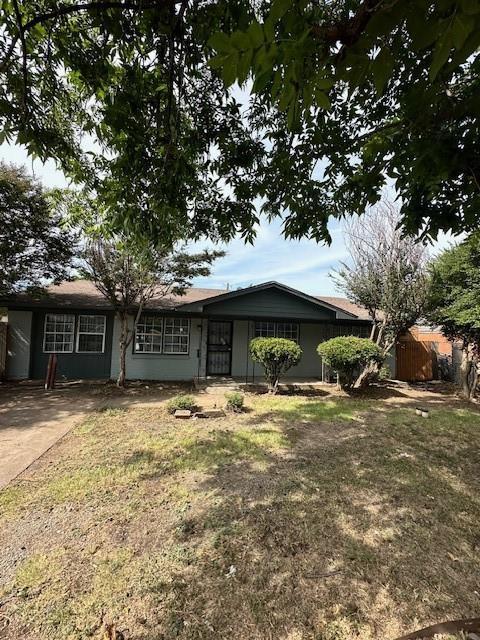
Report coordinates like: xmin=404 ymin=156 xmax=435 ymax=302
xmin=207 ymin=321 xmax=233 ymax=375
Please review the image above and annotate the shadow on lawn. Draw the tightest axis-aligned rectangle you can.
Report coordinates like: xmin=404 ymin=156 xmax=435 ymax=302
xmin=137 ymin=400 xmax=480 ymax=640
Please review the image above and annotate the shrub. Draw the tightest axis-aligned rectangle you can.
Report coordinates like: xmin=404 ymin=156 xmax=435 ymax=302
xmin=317 ymin=336 xmax=383 ymax=390
xmin=166 ymin=394 xmax=197 ymax=414
xmin=250 ymin=337 xmax=303 ymax=394
xmin=225 ymin=391 xmax=245 ymax=412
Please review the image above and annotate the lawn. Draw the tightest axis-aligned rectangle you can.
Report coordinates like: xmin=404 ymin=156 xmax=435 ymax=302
xmin=1 ymin=389 xmax=480 ymax=639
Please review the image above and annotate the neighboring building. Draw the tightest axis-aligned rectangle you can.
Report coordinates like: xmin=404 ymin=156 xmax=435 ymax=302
xmin=1 ymin=280 xmax=373 ymax=382
xmin=396 ymin=325 xmax=453 ymax=382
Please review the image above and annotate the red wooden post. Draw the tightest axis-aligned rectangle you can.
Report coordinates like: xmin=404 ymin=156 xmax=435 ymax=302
xmin=45 ymin=354 xmax=58 ymax=390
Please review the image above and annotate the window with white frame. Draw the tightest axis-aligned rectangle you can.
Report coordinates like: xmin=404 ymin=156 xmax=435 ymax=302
xmin=254 ymin=321 xmax=299 ymax=342
xmin=254 ymin=321 xmax=275 ymax=337
xmin=43 ymin=314 xmax=75 ymax=353
xmin=163 ymin=318 xmax=190 ymax=354
xmin=77 ymin=315 xmax=106 ymax=353
xmin=276 ymin=322 xmax=299 ymax=341
xmin=135 ymin=316 xmax=163 ymax=353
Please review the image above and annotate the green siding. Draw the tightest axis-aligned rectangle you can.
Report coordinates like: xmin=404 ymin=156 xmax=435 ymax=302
xmin=231 ymin=320 xmax=371 ymax=380
xmin=110 ymin=314 xmax=204 ymax=381
xmin=31 ymin=310 xmax=114 ymax=380
xmin=205 ymin=289 xmax=336 ymax=320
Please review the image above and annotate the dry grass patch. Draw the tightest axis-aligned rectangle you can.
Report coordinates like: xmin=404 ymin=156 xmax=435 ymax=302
xmin=0 ymin=393 xmax=479 ymax=640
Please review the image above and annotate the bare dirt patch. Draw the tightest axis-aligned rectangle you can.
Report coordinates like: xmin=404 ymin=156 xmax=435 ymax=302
xmin=0 ymin=386 xmax=479 ymax=640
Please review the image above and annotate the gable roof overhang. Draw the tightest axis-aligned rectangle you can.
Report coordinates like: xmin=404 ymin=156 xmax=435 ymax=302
xmin=177 ymin=280 xmax=360 ymax=320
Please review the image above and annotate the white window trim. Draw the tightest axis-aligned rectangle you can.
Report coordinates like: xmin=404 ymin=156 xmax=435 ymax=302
xmin=254 ymin=321 xmax=299 ymax=342
xmin=43 ymin=313 xmax=75 ymax=354
xmin=134 ymin=315 xmax=164 ymax=354
xmin=162 ymin=318 xmax=190 ymax=355
xmin=76 ymin=314 xmax=106 ymax=354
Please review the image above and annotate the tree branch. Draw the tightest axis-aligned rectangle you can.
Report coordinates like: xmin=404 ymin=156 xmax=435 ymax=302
xmin=0 ymin=0 xmax=181 ymax=72
xmin=312 ymin=0 xmax=400 ymax=49
xmin=11 ymin=0 xmax=28 ymax=117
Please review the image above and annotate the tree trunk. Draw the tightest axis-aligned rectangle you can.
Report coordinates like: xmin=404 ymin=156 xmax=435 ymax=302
xmin=354 ymin=360 xmax=381 ymax=389
xmin=459 ymin=346 xmax=475 ymax=400
xmin=117 ymin=312 xmax=129 ymax=388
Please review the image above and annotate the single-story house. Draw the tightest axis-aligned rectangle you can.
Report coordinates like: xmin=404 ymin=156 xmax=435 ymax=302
xmin=1 ymin=279 xmax=377 ymax=382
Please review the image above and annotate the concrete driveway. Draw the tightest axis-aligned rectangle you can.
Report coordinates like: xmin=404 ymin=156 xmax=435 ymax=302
xmin=0 ymin=382 xmax=103 ymax=489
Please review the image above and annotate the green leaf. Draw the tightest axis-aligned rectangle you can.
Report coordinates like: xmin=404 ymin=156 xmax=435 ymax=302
xmin=252 ymin=70 xmax=272 ymax=93
xmin=247 ymin=21 xmax=264 ymax=48
xmin=451 ymin=13 xmax=475 ymax=50
xmin=278 ymin=84 xmax=295 ymax=111
xmin=371 ymin=47 xmax=395 ymax=95
xmin=460 ymin=0 xmax=480 ymax=15
xmin=315 ymin=90 xmax=331 ymax=111
xmin=230 ymin=30 xmax=250 ymax=51
xmin=430 ymin=34 xmax=452 ymax=80
xmin=269 ymin=0 xmax=291 ymax=23
xmin=407 ymin=16 xmax=441 ymax=51
xmin=316 ymin=77 xmax=335 ymax=90
xmin=208 ymin=32 xmax=232 ymax=54
xmin=222 ymin=52 xmax=239 ymax=87
xmin=208 ymin=54 xmax=229 ymax=70
xmin=237 ymin=48 xmax=253 ymax=85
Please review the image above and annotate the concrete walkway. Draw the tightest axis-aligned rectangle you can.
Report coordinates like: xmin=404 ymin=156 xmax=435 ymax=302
xmin=0 ymin=383 xmax=102 ymax=489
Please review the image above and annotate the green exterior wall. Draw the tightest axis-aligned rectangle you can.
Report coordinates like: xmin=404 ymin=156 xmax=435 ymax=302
xmin=230 ymin=319 xmax=371 ymax=380
xmin=30 ymin=310 xmax=114 ymax=380
xmin=110 ymin=314 xmax=205 ymax=381
xmin=204 ymin=288 xmax=337 ymax=320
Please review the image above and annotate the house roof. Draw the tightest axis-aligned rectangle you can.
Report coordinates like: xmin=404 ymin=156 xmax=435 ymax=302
xmin=315 ymin=296 xmax=372 ymax=321
xmin=1 ymin=280 xmax=226 ymax=311
xmin=2 ymin=279 xmax=372 ymax=321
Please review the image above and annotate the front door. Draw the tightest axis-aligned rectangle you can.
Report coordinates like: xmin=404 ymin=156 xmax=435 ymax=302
xmin=207 ymin=321 xmax=233 ymax=376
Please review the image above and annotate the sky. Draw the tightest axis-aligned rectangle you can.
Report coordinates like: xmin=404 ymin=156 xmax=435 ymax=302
xmin=1 ymin=142 xmax=455 ymax=296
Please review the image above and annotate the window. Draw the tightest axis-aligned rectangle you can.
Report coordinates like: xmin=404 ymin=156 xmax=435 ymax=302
xmin=276 ymin=322 xmax=299 ymax=341
xmin=163 ymin=318 xmax=190 ymax=354
xmin=254 ymin=321 xmax=275 ymax=338
xmin=135 ymin=316 xmax=163 ymax=353
xmin=254 ymin=321 xmax=299 ymax=342
xmin=77 ymin=315 xmax=106 ymax=353
xmin=44 ymin=314 xmax=75 ymax=353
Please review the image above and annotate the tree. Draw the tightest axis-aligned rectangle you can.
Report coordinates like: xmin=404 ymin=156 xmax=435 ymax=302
xmin=209 ymin=0 xmax=480 ymax=242
xmin=317 ymin=336 xmax=383 ymax=391
xmin=2 ymin=1 xmax=480 ymax=245
xmin=334 ymin=200 xmax=429 ymax=387
xmin=426 ymin=235 xmax=480 ymax=400
xmin=0 ymin=163 xmax=77 ymax=295
xmin=249 ymin=337 xmax=302 ymax=393
xmin=0 ymin=0 xmax=262 ymax=247
xmin=83 ymin=238 xmax=223 ymax=387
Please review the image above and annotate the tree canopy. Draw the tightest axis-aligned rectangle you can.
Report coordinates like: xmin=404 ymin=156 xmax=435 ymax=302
xmin=0 ymin=163 xmax=77 ymax=295
xmin=334 ymin=200 xmax=429 ymax=385
xmin=427 ymin=233 xmax=480 ymax=398
xmin=2 ymin=1 xmax=480 ymax=244
xmin=427 ymin=234 xmax=480 ymax=341
xmin=83 ymin=236 xmax=224 ymax=385
xmin=1 ymin=0 xmax=263 ymax=246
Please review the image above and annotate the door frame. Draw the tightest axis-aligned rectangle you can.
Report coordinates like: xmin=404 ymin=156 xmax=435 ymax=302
xmin=206 ymin=320 xmax=233 ymax=376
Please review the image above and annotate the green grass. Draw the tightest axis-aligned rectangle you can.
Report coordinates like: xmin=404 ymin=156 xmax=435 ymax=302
xmin=1 ymin=393 xmax=480 ymax=640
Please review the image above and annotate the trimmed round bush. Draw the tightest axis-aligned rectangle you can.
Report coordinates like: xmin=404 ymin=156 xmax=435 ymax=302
xmin=225 ymin=391 xmax=245 ymax=412
xmin=250 ymin=337 xmax=303 ymax=394
xmin=317 ymin=336 xmax=383 ymax=390
xmin=166 ymin=394 xmax=197 ymax=414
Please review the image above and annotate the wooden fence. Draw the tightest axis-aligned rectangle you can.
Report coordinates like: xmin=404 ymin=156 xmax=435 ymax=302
xmin=396 ymin=340 xmax=438 ymax=382
xmin=0 ymin=323 xmax=7 ymax=379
